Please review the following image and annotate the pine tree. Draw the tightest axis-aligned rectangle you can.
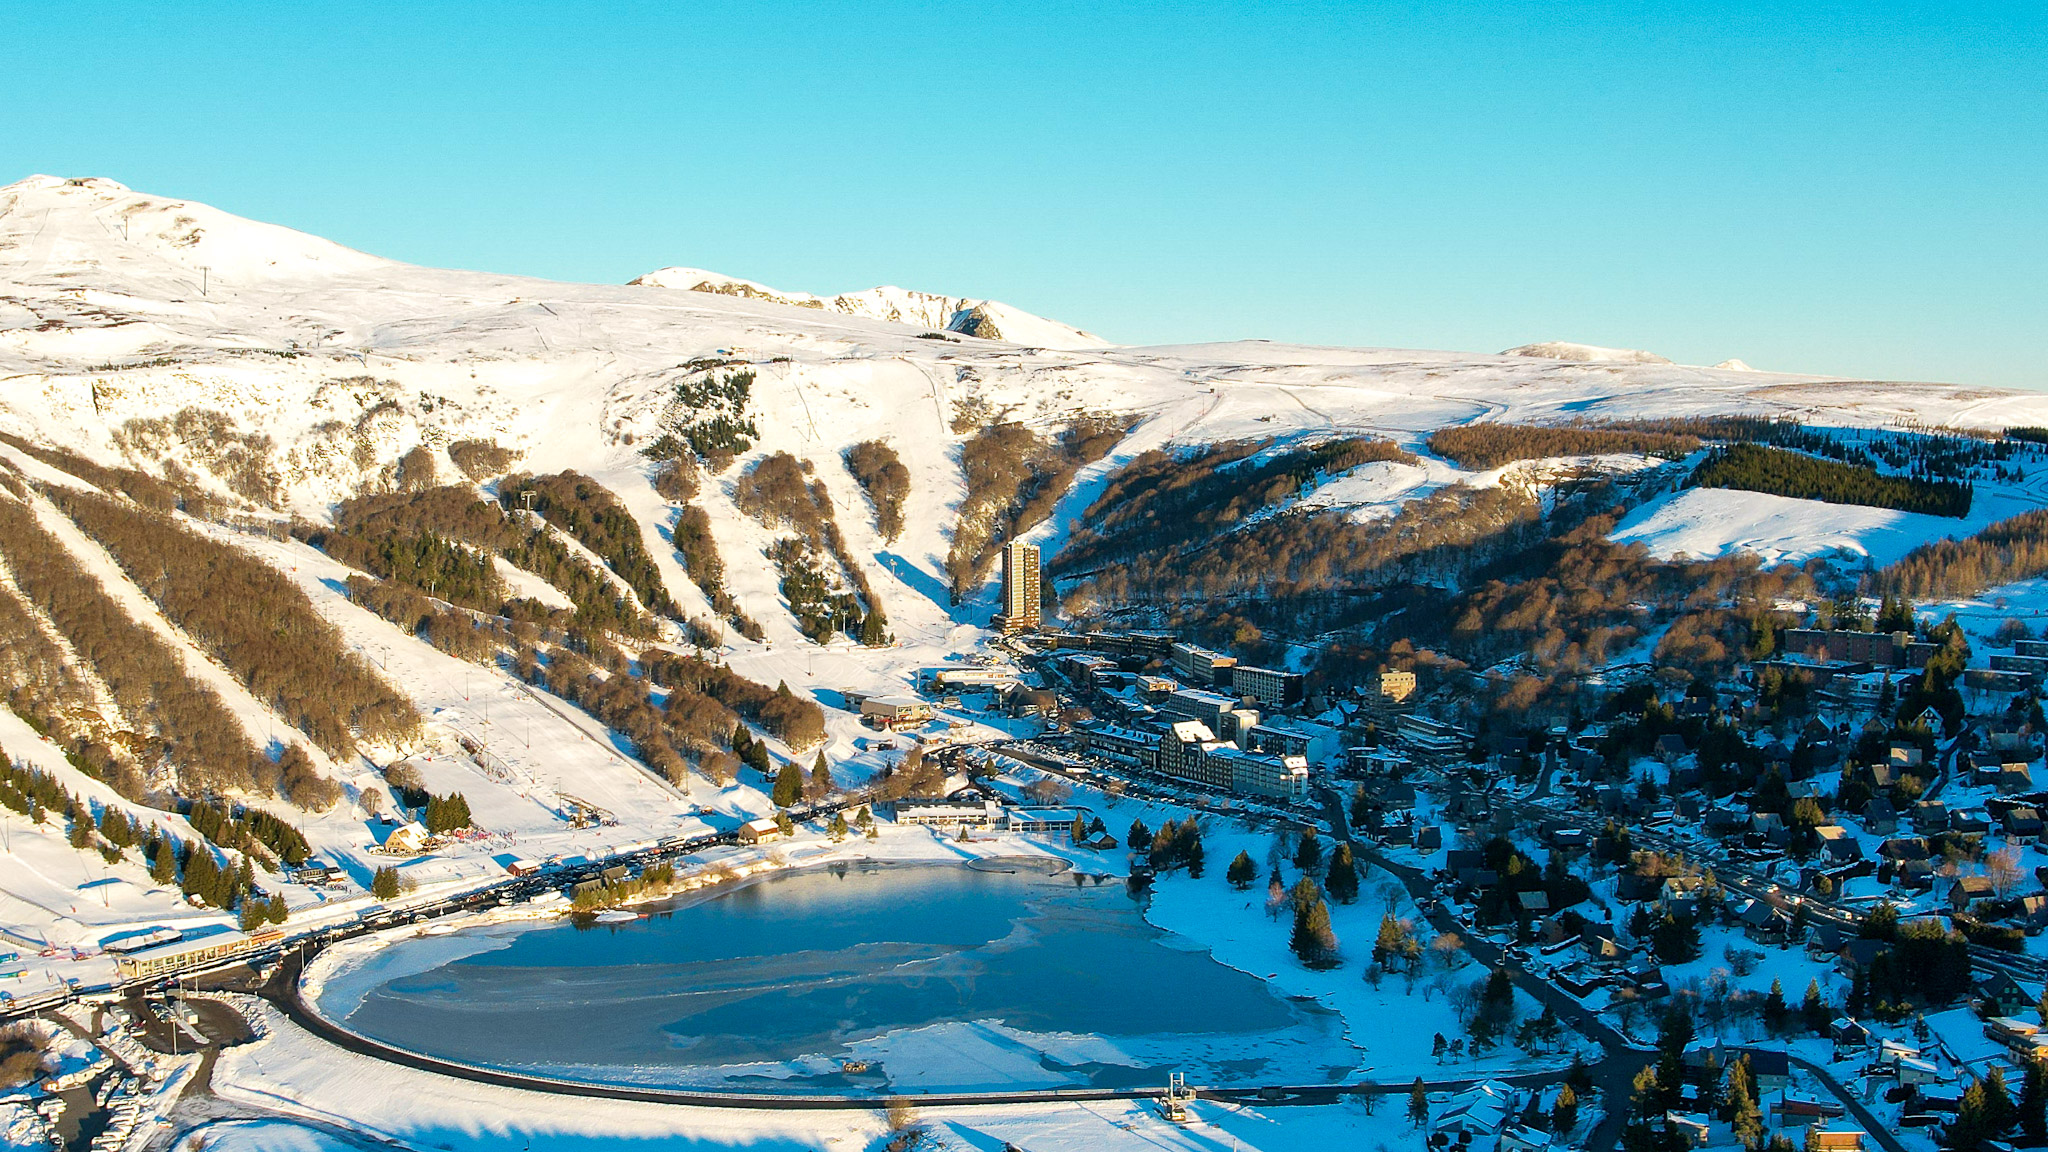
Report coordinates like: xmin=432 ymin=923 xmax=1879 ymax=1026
xmin=1408 ymin=1078 xmax=1429 ymax=1127
xmin=828 ymin=812 xmax=849 ymax=842
xmin=1763 ymin=978 xmax=1789 ymax=1034
xmin=1226 ymin=850 xmax=1257 ymax=890
xmin=1325 ymin=842 xmax=1359 ymax=904
xmin=809 ymin=751 xmax=833 ymax=798
xmin=772 ymin=760 xmax=803 ymax=807
xmin=1290 ymin=892 xmax=1339 ymax=969
xmin=859 ymin=609 xmax=889 ymax=647
xmin=1071 ymin=812 xmax=1088 ymax=842
xmin=1127 ymin=818 xmax=1152 ymax=852
xmin=1294 ymin=827 xmax=1322 ymax=871
xmin=1566 ymin=1053 xmax=1595 ymax=1096
xmin=1551 ymin=1084 xmax=1579 ymax=1134
xmin=1728 ymin=1068 xmax=1764 ymax=1149
xmin=1985 ymin=1065 xmax=2016 ymax=1136
xmin=149 ymin=838 xmax=177 ymax=885
xmin=372 ymin=866 xmax=400 ymax=900
xmin=1802 ymin=979 xmax=1829 ymax=1034
xmin=267 ymin=894 xmax=288 ymax=924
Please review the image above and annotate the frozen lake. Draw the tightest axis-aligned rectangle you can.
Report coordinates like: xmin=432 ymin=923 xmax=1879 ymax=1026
xmin=317 ymin=860 xmax=1362 ymax=1094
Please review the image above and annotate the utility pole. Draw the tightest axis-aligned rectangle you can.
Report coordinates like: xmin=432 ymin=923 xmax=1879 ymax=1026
xmin=199 ymin=267 xmax=209 ymax=297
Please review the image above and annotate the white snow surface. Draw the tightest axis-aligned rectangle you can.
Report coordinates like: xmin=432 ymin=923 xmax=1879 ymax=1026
xmin=630 ymin=264 xmax=1109 ymax=349
xmin=1501 ymin=340 xmax=1672 ymax=364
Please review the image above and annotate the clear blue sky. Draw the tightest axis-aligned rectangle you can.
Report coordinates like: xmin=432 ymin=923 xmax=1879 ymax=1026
xmin=4 ymin=2 xmax=2043 ymax=387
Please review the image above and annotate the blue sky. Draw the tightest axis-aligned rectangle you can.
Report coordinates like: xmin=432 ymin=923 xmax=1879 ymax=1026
xmin=4 ymin=2 xmax=2043 ymax=386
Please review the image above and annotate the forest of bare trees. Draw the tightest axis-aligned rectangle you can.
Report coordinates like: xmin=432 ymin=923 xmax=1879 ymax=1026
xmin=447 ymin=438 xmax=520 ymax=481
xmin=947 ymin=414 xmax=1129 ymax=600
xmin=0 ymin=495 xmax=279 ymax=797
xmin=308 ymin=484 xmax=653 ymax=637
xmin=734 ymin=452 xmax=887 ymax=644
xmin=844 ymin=440 xmax=909 ymax=542
xmin=46 ymin=486 xmax=417 ymax=758
xmin=1878 ymin=508 xmax=2048 ymax=601
xmin=1069 ymin=481 xmax=1542 ymax=612
xmin=1056 ymin=436 xmax=1414 ymax=578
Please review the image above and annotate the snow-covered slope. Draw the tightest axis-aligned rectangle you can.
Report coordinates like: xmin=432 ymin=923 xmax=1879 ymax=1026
xmin=1501 ymin=340 xmax=1673 ymax=364
xmin=630 ymin=265 xmax=1109 ymax=350
xmin=3 ymin=172 xmax=2045 ymax=646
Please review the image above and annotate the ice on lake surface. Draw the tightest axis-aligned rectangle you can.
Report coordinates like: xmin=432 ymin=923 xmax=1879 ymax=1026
xmin=322 ymin=861 xmax=1363 ymax=1094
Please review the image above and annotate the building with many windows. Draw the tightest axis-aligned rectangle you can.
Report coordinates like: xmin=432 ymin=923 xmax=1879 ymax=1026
xmin=997 ymin=540 xmax=1042 ymax=634
xmin=1232 ymin=665 xmax=1304 ymax=708
xmin=1170 ymin=642 xmax=1237 ymax=687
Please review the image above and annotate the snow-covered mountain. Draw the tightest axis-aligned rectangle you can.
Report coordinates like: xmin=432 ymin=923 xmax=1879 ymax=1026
xmin=4 ymin=172 xmax=2045 ymax=653
xmin=629 ymin=265 xmax=1108 ymax=350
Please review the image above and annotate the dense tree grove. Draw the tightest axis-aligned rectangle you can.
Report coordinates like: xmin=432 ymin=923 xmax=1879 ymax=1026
xmin=0 ymin=496 xmax=278 ymax=796
xmin=1425 ymin=424 xmax=1698 ymax=470
xmin=947 ymin=413 xmax=1129 ymax=600
xmin=1688 ymin=443 xmax=1971 ymax=517
xmin=311 ymin=484 xmax=654 ymax=637
xmin=49 ymin=485 xmax=417 ymax=757
xmin=650 ymin=455 xmax=700 ymax=504
xmin=0 ymin=568 xmax=123 ymax=788
xmin=737 ymin=453 xmax=888 ymax=644
xmin=499 ymin=472 xmax=678 ymax=618
xmin=844 ymin=440 xmax=910 ymax=542
xmin=446 ymin=438 xmax=519 ymax=481
xmin=671 ymin=503 xmax=761 ymax=640
xmin=642 ymin=650 xmax=826 ymax=751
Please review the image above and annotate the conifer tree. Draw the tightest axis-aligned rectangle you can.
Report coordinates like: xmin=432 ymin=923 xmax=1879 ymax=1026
xmin=1226 ymin=850 xmax=1257 ymax=890
xmin=1294 ymin=827 xmax=1322 ymax=871
xmin=372 ymin=866 xmax=400 ymax=900
xmin=772 ymin=760 xmax=803 ymax=807
xmin=1551 ymin=1084 xmax=1578 ymax=1134
xmin=809 ymin=750 xmax=833 ymax=798
xmin=1127 ymin=818 xmax=1152 ymax=852
xmin=1326 ymin=842 xmax=1359 ymax=904
xmin=1802 ymin=979 xmax=1829 ymax=1034
xmin=1408 ymin=1078 xmax=1428 ymax=1128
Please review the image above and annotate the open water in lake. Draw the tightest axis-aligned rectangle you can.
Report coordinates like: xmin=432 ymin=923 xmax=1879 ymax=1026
xmin=317 ymin=860 xmax=1361 ymax=1094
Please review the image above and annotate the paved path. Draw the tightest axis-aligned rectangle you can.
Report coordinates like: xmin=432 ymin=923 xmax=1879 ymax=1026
xmin=1787 ymin=1055 xmax=1910 ymax=1152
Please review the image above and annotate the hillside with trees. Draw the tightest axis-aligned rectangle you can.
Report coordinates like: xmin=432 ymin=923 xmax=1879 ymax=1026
xmin=0 ymin=495 xmax=281 ymax=798
xmin=1878 ymin=507 xmax=2048 ymax=600
xmin=1687 ymin=443 xmax=1971 ymax=517
xmin=734 ymin=452 xmax=888 ymax=645
xmin=498 ymin=472 xmax=678 ymax=619
xmin=947 ymin=414 xmax=1130 ymax=600
xmin=46 ymin=485 xmax=417 ymax=759
xmin=1425 ymin=424 xmax=1698 ymax=470
xmin=1056 ymin=436 xmax=1416 ymax=579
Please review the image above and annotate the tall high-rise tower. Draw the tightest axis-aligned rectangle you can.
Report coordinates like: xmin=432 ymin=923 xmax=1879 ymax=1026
xmin=998 ymin=539 xmax=1041 ymax=634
